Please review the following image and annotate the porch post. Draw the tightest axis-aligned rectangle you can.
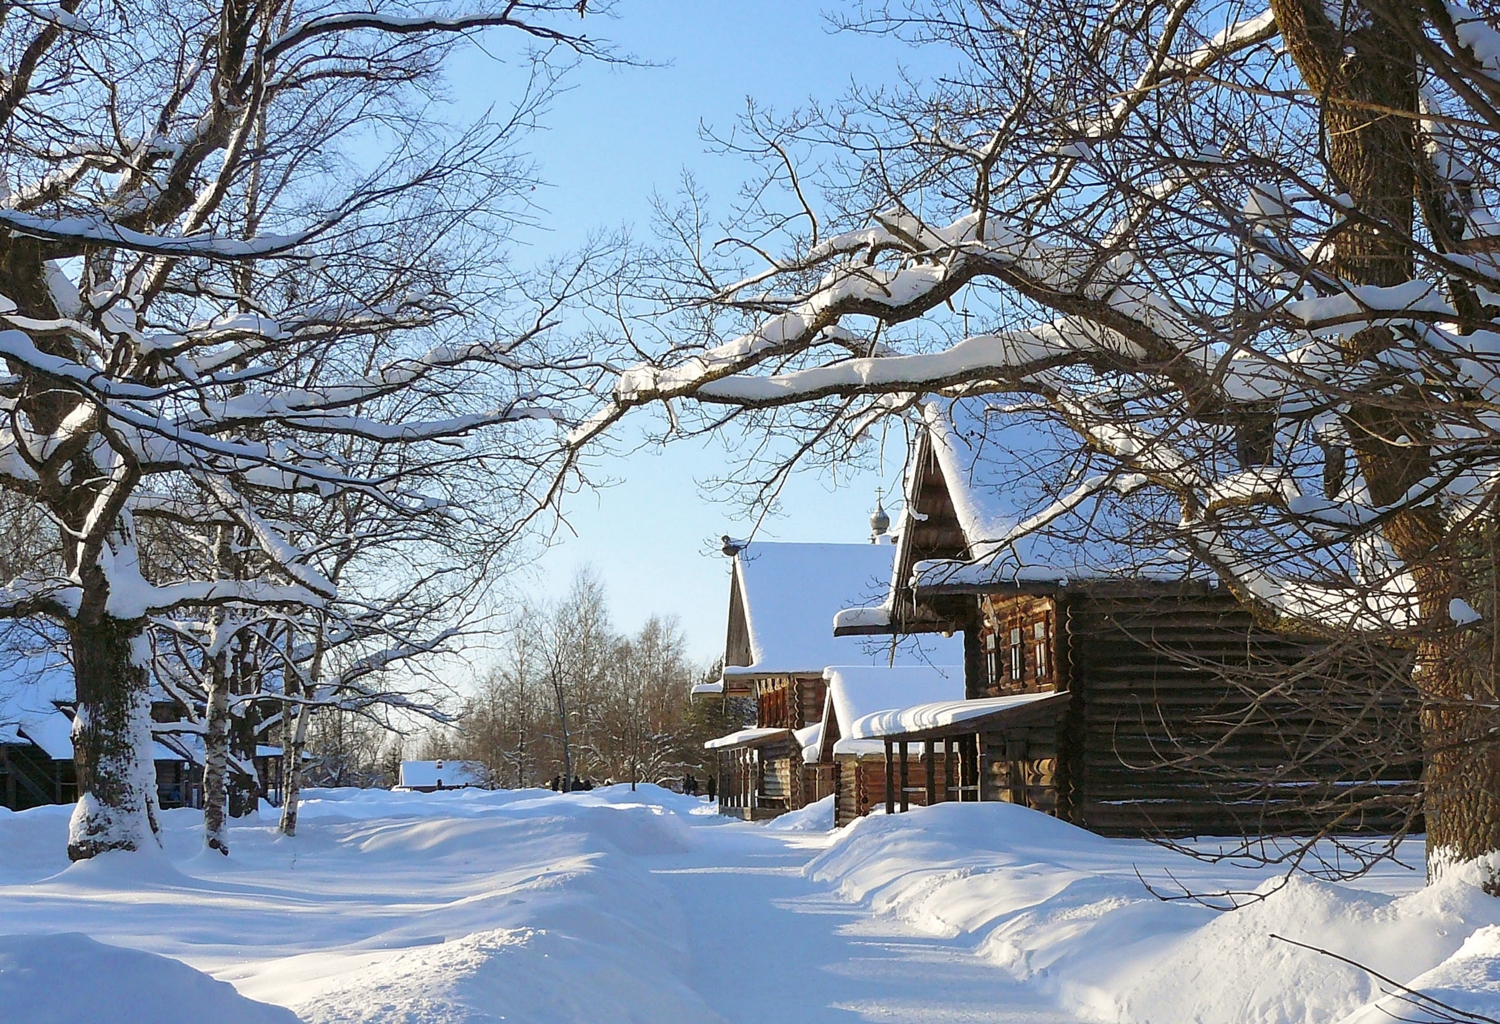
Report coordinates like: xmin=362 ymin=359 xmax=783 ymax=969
xmin=944 ymin=737 xmax=955 ymax=802
xmin=924 ymin=740 xmax=937 ymax=805
xmin=884 ymin=739 xmax=895 ymax=815
xmin=898 ymin=741 xmax=910 ymax=813
xmin=973 ymin=733 xmax=986 ymax=802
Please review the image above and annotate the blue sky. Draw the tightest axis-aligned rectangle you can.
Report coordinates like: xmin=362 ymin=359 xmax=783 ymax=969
xmin=446 ymin=4 xmax=932 ymax=663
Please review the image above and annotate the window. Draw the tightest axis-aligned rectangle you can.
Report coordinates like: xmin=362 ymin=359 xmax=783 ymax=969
xmin=1009 ymin=627 xmax=1024 ymax=680
xmin=1034 ymin=620 xmax=1051 ymax=679
xmin=984 ymin=631 xmax=998 ymax=686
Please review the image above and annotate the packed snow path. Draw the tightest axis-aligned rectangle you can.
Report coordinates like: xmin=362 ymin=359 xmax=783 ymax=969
xmin=3 ymin=786 xmax=1500 ymax=1023
xmin=651 ymin=822 xmax=1069 ymax=1023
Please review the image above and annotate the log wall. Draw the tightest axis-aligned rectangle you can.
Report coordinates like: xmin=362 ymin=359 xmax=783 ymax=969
xmin=1062 ymin=590 xmax=1419 ymax=837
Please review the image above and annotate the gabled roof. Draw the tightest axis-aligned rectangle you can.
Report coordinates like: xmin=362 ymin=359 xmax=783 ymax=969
xmin=815 ymin=664 xmax=964 ymax=760
xmin=839 ymin=399 xmax=1202 ymax=634
xmin=721 ymin=541 xmax=908 ymax=682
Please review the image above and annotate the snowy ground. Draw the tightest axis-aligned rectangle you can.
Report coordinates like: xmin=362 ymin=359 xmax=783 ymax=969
xmin=1 ymin=787 xmax=1498 ymax=1024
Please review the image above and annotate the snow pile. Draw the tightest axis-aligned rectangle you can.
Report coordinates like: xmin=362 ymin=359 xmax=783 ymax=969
xmin=1339 ymin=924 xmax=1500 ymax=1024
xmin=0 ymin=932 xmax=300 ymax=1024
xmin=765 ymin=795 xmax=834 ymax=833
xmin=809 ymin=801 xmax=1500 ymax=1024
xmin=1115 ymin=874 xmax=1500 ymax=1024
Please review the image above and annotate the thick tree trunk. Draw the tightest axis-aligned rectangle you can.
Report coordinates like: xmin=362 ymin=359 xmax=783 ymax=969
xmin=1272 ymin=0 xmax=1500 ymax=888
xmin=202 ymin=648 xmax=231 ymax=855
xmin=66 ymin=613 xmax=161 ymax=860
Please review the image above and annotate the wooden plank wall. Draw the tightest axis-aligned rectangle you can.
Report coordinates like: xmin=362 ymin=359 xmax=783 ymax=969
xmin=1063 ymin=591 xmax=1419 ymax=838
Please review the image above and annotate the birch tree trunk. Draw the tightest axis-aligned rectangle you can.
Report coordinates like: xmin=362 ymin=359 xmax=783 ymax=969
xmin=202 ymin=645 xmax=231 ymax=855
xmin=278 ymin=627 xmax=324 ymax=837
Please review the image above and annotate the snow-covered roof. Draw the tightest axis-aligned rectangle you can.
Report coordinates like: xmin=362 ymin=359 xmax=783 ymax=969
xmin=820 ymin=664 xmax=964 ymax=759
xmin=0 ymin=634 xmax=73 ymax=760
xmin=723 ymin=542 xmax=899 ymax=678
xmin=19 ymin=710 xmax=73 ymax=759
xmin=908 ymin=399 xmax=1198 ymax=591
xmin=849 ymin=691 xmax=1070 ymax=740
xmin=824 ymin=664 xmax=966 ymax=730
xmin=690 ymin=681 xmax=723 ymax=696
xmin=831 ymin=605 xmax=891 ymax=633
xmin=703 ymin=727 xmax=790 ymax=751
xmin=397 ymin=760 xmax=484 ymax=789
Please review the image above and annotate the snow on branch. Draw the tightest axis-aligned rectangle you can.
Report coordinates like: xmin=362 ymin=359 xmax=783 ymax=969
xmin=0 ymin=209 xmax=315 ymax=260
xmin=573 ymin=209 xmax=1219 ymax=446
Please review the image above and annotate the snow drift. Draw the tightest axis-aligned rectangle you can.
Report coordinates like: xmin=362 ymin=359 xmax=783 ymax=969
xmin=809 ymin=801 xmax=1500 ymax=1024
xmin=0 ymin=932 xmax=300 ymax=1024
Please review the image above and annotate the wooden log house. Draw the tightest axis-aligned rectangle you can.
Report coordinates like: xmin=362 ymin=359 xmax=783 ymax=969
xmin=1 ymin=644 xmax=223 ymax=812
xmin=701 ymin=540 xmax=959 ymax=819
xmin=830 ymin=399 xmax=1419 ymax=838
xmin=814 ymin=665 xmax=965 ymax=827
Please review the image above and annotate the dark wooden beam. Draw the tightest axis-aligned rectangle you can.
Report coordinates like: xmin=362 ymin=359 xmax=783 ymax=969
xmin=899 ymin=741 xmax=910 ymax=813
xmin=884 ymin=740 xmax=895 ymax=815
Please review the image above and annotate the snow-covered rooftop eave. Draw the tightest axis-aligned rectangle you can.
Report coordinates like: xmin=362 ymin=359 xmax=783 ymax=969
xmin=849 ymin=690 xmax=1073 ymax=741
xmin=793 ymin=722 xmax=824 ymax=764
xmin=721 ymin=663 xmax=830 ymax=681
xmin=911 ymin=557 xmax=1215 ymax=597
xmin=912 ymin=556 xmax=1071 ymax=595
xmin=703 ymin=727 xmax=793 ymax=751
xmin=831 ymin=604 xmax=893 ymax=636
xmin=690 ymin=681 xmax=724 ymax=696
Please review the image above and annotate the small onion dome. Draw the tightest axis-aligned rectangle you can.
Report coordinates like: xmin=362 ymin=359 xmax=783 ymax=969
xmin=869 ymin=500 xmax=890 ymax=539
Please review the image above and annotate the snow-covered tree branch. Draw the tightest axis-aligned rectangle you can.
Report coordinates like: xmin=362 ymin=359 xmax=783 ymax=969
xmin=0 ymin=1 xmax=614 ymax=860
xmin=573 ymin=0 xmax=1500 ymax=888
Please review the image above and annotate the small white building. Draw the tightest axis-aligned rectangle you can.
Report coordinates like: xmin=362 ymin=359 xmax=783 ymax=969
xmin=397 ymin=759 xmax=485 ymax=792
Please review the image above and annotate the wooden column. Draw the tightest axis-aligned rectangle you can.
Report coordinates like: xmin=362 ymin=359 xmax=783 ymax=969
xmin=744 ymin=749 xmax=754 ymax=808
xmin=898 ymin=741 xmax=909 ymax=812
xmin=924 ymin=740 xmax=937 ymax=805
xmin=974 ymin=733 xmax=987 ymax=802
xmin=944 ymin=738 xmax=955 ymax=802
xmin=884 ymin=740 xmax=895 ymax=815
xmin=1 ymin=747 xmax=12 ymax=810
